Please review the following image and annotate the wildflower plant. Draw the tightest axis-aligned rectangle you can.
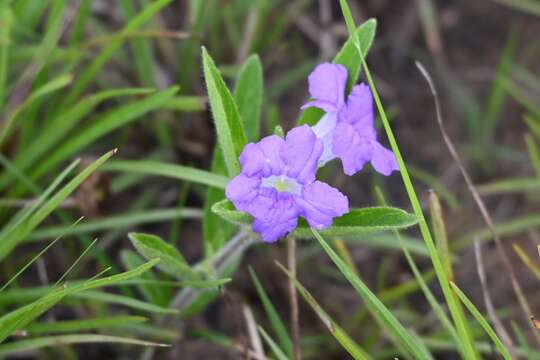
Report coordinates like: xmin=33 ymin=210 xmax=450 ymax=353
xmin=205 ymin=31 xmax=420 ymax=244
xmin=0 ymin=0 xmax=522 ymax=358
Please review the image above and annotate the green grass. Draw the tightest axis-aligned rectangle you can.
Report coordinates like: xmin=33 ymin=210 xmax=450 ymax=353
xmin=0 ymin=1 xmax=535 ymax=358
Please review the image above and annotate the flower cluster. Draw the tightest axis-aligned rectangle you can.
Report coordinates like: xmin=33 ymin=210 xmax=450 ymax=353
xmin=226 ymin=63 xmax=398 ymax=242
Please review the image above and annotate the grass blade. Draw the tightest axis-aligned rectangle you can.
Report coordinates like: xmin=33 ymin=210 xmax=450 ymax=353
xmin=450 ymin=281 xmax=512 ymax=360
xmin=249 ymin=267 xmax=293 ymax=358
xmin=0 ymin=259 xmax=160 ymax=342
xmin=0 ymin=150 xmax=115 ymax=260
xmin=62 ymin=0 xmax=173 ymax=104
xmin=0 ymin=3 xmax=12 ymax=108
xmin=0 ymin=334 xmax=168 ymax=355
xmin=258 ymin=326 xmax=289 ymax=360
xmin=25 ymin=207 xmax=202 ymax=242
xmin=102 ymin=160 xmax=229 ymax=189
xmin=338 ymin=2 xmax=481 ymax=357
xmin=0 ymin=74 xmax=72 ymax=146
xmin=311 ymin=229 xmax=432 ymax=359
xmin=277 ymin=261 xmax=373 ymax=360
xmin=28 ymin=87 xmax=178 ymax=184
xmin=26 ymin=316 xmax=147 ymax=335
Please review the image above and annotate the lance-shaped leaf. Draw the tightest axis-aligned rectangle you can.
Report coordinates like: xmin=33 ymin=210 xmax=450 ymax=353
xmin=129 ymin=233 xmax=201 ymax=280
xmin=212 ymin=199 xmax=418 ymax=238
xmin=202 ymin=47 xmax=247 ymax=176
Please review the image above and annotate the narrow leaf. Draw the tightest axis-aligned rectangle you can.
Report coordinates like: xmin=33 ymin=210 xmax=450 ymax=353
xmin=234 ymin=54 xmax=263 ymax=142
xmin=202 ymin=46 xmax=247 ymax=176
xmin=129 ymin=232 xmax=200 ymax=280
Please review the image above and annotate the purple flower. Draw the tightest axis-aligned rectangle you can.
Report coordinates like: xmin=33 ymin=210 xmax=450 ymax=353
xmin=302 ymin=63 xmax=399 ymax=176
xmin=226 ymin=125 xmax=349 ymax=243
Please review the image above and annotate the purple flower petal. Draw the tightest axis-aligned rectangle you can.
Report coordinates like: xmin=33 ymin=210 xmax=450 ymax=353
xmin=251 ymin=192 xmax=299 ymax=242
xmin=301 ymin=63 xmax=348 ymax=113
xmin=332 ymin=122 xmax=372 ymax=176
xmin=371 ymin=142 xmax=399 ymax=176
xmin=225 ymin=174 xmax=261 ymax=213
xmin=339 ymin=83 xmax=376 ymax=139
xmin=297 ymin=181 xmax=349 ymax=229
xmin=281 ymin=125 xmax=323 ymax=184
xmin=239 ymin=135 xmax=285 ymax=177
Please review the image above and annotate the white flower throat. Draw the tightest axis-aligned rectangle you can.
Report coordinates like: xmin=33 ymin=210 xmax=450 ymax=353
xmin=261 ymin=175 xmax=302 ymax=195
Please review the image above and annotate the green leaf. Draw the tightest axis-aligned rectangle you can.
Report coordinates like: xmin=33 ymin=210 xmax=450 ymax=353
xmin=0 ymin=150 xmax=115 ymax=261
xmin=296 ymin=206 xmax=418 ymax=238
xmin=26 ymin=207 xmax=202 ymax=242
xmin=297 ymin=18 xmax=377 ymax=126
xmin=0 ymin=74 xmax=73 ymax=146
xmin=102 ymin=160 xmax=229 ymax=189
xmin=62 ymin=0 xmax=173 ymax=104
xmin=26 ymin=316 xmax=147 ymax=335
xmin=121 ymin=250 xmax=168 ymax=306
xmin=28 ymin=87 xmax=178 ymax=184
xmin=0 ymin=259 xmax=159 ymax=342
xmin=276 ymin=262 xmax=373 ymax=360
xmin=249 ymin=268 xmax=293 ymax=358
xmin=203 ymin=148 xmax=235 ymax=256
xmin=129 ymin=233 xmax=200 ymax=280
xmin=311 ymin=229 xmax=432 ymax=359
xmin=0 ymin=3 xmax=12 ymax=108
xmin=201 ymin=46 xmax=247 ymax=176
xmin=0 ymin=334 xmax=168 ymax=356
xmin=258 ymin=327 xmax=289 ymax=360
xmin=211 ymin=199 xmax=251 ymax=226
xmin=212 ymin=199 xmax=418 ymax=237
xmin=73 ymin=290 xmax=178 ymax=315
xmin=338 ymin=1 xmax=481 ymax=358
xmin=450 ymin=282 xmax=512 ymax=360
xmin=0 ymin=88 xmax=153 ymax=189
xmin=234 ymin=54 xmax=263 ymax=142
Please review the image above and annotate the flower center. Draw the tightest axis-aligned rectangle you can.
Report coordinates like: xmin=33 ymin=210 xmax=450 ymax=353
xmin=261 ymin=175 xmax=302 ymax=195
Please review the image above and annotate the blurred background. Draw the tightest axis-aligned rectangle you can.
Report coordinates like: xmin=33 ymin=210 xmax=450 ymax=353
xmin=1 ymin=0 xmax=540 ymax=359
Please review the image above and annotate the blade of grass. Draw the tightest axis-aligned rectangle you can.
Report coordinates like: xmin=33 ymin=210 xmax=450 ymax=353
xmin=73 ymin=290 xmax=179 ymax=315
xmin=0 ymin=3 xmax=12 ymax=108
xmin=337 ymin=5 xmax=480 ymax=353
xmin=258 ymin=326 xmax=289 ymax=360
xmin=0 ymin=150 xmax=115 ymax=260
xmin=119 ymin=0 xmax=156 ymax=87
xmin=277 ymin=261 xmax=373 ymax=360
xmin=450 ymin=282 xmax=512 ymax=360
xmin=102 ymin=160 xmax=229 ymax=189
xmin=0 ymin=88 xmax=153 ymax=189
xmin=62 ymin=0 xmax=173 ymax=105
xmin=26 ymin=316 xmax=147 ymax=335
xmin=513 ymin=243 xmax=540 ymax=279
xmin=491 ymin=0 xmax=540 ymax=16
xmin=311 ymin=229 xmax=433 ymax=359
xmin=375 ymin=187 xmax=464 ymax=357
xmin=25 ymin=207 xmax=202 ymax=242
xmin=27 ymin=87 xmax=178 ymax=185
xmin=0 ymin=217 xmax=84 ymax=293
xmin=478 ymin=177 xmax=540 ymax=195
xmin=0 ymin=259 xmax=160 ymax=342
xmin=0 ymin=74 xmax=73 ymax=147
xmin=0 ymin=334 xmax=168 ymax=355
xmin=525 ymin=133 xmax=540 ymax=177
xmin=249 ymin=267 xmax=293 ymax=358
xmin=416 ymin=59 xmax=539 ymax=347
